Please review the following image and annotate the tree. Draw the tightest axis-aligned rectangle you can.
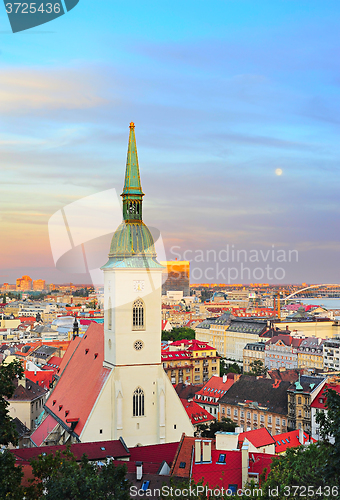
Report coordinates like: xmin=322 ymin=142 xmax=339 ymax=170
xmin=226 ymin=362 xmax=241 ymax=374
xmin=162 ymin=327 xmax=195 ymax=342
xmin=219 ymin=357 xmax=228 ymax=376
xmin=0 ymin=359 xmax=24 ymax=447
xmin=248 ymin=359 xmax=267 ymax=377
xmin=26 ymin=448 xmax=130 ymax=500
xmin=197 ymin=417 xmax=236 ymax=438
xmin=315 ymin=386 xmax=340 ymax=480
xmin=0 ymin=360 xmax=25 ymax=500
xmin=0 ymin=449 xmax=24 ymax=500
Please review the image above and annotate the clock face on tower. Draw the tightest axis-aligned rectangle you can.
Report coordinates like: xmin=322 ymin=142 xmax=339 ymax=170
xmin=133 ymin=280 xmax=145 ymax=292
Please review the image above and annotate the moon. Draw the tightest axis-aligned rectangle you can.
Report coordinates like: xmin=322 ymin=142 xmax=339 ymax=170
xmin=275 ymin=168 xmax=283 ymax=176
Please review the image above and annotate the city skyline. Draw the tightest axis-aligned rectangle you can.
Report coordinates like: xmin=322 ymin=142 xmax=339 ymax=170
xmin=1 ymin=1 xmax=340 ymax=284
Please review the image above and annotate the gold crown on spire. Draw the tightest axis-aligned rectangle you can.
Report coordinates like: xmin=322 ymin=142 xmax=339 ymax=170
xmin=129 ymin=122 xmax=135 ymax=129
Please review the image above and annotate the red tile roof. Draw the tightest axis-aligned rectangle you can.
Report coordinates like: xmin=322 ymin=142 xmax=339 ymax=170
xmin=11 ymin=439 xmax=129 ymax=462
xmin=161 ymin=350 xmax=192 ymax=361
xmin=129 ymin=441 xmax=179 ymax=467
xmin=310 ymin=383 xmax=340 ymax=410
xmin=238 ymin=428 xmax=275 ymax=449
xmin=43 ymin=323 xmax=110 ymax=437
xmin=194 ymin=376 xmax=236 ymax=405
xmin=180 ymin=399 xmax=215 ymax=425
xmin=30 ymin=414 xmax=59 ymax=446
xmin=24 ymin=370 xmax=54 ymax=390
xmin=274 ymin=430 xmax=316 ymax=453
xmin=171 ymin=435 xmax=275 ymax=489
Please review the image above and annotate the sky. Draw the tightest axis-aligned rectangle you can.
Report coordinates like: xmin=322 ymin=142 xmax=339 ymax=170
xmin=0 ymin=0 xmax=340 ymax=285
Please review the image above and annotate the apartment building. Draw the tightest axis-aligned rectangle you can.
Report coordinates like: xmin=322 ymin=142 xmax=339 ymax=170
xmin=265 ymin=335 xmax=301 ymax=370
xmin=162 ymin=339 xmax=219 ymax=384
xmin=193 ymin=374 xmax=237 ymax=418
xmin=219 ymin=375 xmax=290 ymax=434
xmin=243 ymin=342 xmax=266 ymax=372
xmin=297 ymin=337 xmax=324 ymax=371
xmin=323 ymin=339 xmax=340 ymax=371
xmin=287 ymin=375 xmax=326 ymax=433
xmin=195 ymin=314 xmax=268 ymax=362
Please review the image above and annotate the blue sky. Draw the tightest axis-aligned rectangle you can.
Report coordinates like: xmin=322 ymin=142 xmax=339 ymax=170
xmin=0 ymin=0 xmax=340 ymax=284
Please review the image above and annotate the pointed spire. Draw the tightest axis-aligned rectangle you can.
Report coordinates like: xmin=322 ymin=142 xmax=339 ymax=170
xmin=122 ymin=122 xmax=144 ymax=196
xmin=121 ymin=123 xmax=144 ymax=222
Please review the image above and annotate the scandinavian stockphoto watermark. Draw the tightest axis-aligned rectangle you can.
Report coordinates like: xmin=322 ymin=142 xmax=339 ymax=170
xmin=3 ymin=0 xmax=79 ymax=33
xmin=47 ymin=188 xmax=168 ymax=308
xmin=170 ymin=245 xmax=299 ymax=283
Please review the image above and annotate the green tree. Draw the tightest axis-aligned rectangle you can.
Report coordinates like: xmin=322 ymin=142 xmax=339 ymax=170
xmin=0 ymin=359 xmax=24 ymax=446
xmin=0 ymin=449 xmax=24 ymax=500
xmin=26 ymin=448 xmax=130 ymax=500
xmin=315 ymin=386 xmax=340 ymax=480
xmin=248 ymin=359 xmax=267 ymax=377
xmin=226 ymin=362 xmax=241 ymax=374
xmin=219 ymin=357 xmax=228 ymax=376
xmin=0 ymin=360 xmax=25 ymax=500
xmin=162 ymin=327 xmax=195 ymax=342
xmin=197 ymin=417 xmax=236 ymax=438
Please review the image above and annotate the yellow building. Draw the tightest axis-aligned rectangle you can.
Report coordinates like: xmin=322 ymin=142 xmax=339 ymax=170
xmin=195 ymin=314 xmax=268 ymax=362
xmin=16 ymin=275 xmax=32 ymax=291
xmin=8 ymin=378 xmax=48 ymax=430
xmin=163 ymin=339 xmax=219 ymax=384
xmin=33 ymin=279 xmax=46 ymax=291
xmin=297 ymin=337 xmax=324 ymax=370
xmin=243 ymin=342 xmax=266 ymax=373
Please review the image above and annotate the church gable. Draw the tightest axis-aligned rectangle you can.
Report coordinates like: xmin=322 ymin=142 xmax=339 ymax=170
xmin=44 ymin=322 xmax=110 ymax=438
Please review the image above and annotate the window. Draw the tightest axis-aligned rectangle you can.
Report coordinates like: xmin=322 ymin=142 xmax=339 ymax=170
xmin=298 ymin=397 xmax=301 ymax=404
xmin=179 ymin=462 xmax=186 ymax=469
xmin=260 ymin=415 xmax=264 ymax=423
xmin=276 ymin=418 xmax=280 ymax=426
xmin=234 ymin=409 xmax=238 ymax=417
xmin=253 ymin=413 xmax=257 ymax=421
xmin=268 ymin=416 xmax=272 ymax=424
xmin=217 ymin=454 xmax=226 ymax=464
xmin=133 ymin=387 xmax=144 ymax=417
xmin=133 ymin=299 xmax=145 ymax=330
xmin=247 ymin=412 xmax=250 ymax=420
xmin=227 ymin=408 xmax=231 ymax=416
xmin=282 ymin=419 xmax=286 ymax=426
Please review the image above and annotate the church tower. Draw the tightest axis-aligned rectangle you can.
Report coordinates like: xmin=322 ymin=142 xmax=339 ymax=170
xmin=84 ymin=122 xmax=194 ymax=447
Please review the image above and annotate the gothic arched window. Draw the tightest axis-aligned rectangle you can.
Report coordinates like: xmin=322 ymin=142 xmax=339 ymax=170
xmin=132 ymin=299 xmax=145 ymax=330
xmin=133 ymin=387 xmax=144 ymax=417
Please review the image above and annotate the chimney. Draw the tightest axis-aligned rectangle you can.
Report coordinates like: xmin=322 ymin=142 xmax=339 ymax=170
xmin=202 ymin=440 xmax=212 ymax=462
xmin=195 ymin=440 xmax=201 ymax=463
xmin=136 ymin=461 xmax=143 ymax=481
xmin=241 ymin=442 xmax=249 ymax=487
xmin=222 ymin=375 xmax=227 ymax=383
xmin=299 ymin=427 xmax=304 ymax=445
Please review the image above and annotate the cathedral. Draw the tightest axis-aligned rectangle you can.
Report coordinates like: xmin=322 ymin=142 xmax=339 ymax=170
xmin=31 ymin=123 xmax=194 ymax=448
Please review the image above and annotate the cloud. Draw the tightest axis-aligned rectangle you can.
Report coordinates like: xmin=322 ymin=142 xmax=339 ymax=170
xmin=0 ymin=65 xmax=108 ymax=114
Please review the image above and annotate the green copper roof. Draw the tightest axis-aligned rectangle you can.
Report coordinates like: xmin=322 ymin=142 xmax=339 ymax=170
xmin=108 ymin=222 xmax=156 ymax=258
xmin=102 ymin=123 xmax=163 ymax=270
xmin=122 ymin=122 xmax=144 ymax=197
